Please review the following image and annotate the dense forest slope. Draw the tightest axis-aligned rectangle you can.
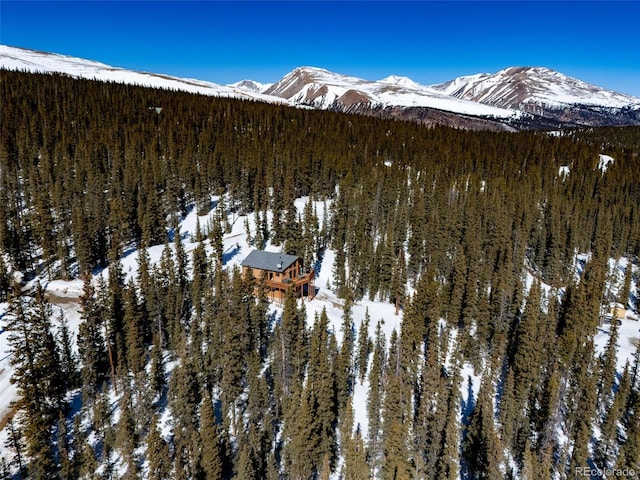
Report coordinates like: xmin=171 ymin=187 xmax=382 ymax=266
xmin=0 ymin=70 xmax=639 ymax=479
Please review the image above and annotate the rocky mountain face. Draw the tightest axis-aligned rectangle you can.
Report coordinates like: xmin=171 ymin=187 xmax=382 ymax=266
xmin=262 ymin=66 xmax=517 ymax=116
xmin=249 ymin=65 xmax=640 ymax=130
xmin=431 ymin=66 xmax=640 ymax=126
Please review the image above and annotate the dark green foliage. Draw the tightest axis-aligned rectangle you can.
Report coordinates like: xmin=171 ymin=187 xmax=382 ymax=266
xmin=620 ymin=261 xmax=634 ymax=308
xmin=147 ymin=415 xmax=172 ymax=480
xmin=7 ymin=284 xmax=66 ymax=478
xmin=2 ymin=69 xmax=640 ymax=479
xmin=367 ymin=320 xmax=386 ymax=469
xmin=336 ymin=300 xmax=355 ymax=413
xmin=355 ymin=309 xmax=371 ymax=385
xmin=77 ymin=277 xmax=109 ymax=396
xmin=199 ymin=393 xmax=231 ymax=480
xmin=273 ymin=288 xmax=307 ymax=398
xmin=463 ymin=377 xmax=503 ymax=480
xmin=285 ymin=308 xmax=338 ymax=477
xmin=0 ymin=257 xmax=9 ymax=302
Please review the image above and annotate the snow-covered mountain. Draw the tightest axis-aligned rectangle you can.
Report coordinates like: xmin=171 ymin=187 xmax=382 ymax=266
xmin=431 ymin=66 xmax=640 ymax=123
xmin=239 ymin=64 xmax=640 ymax=128
xmin=0 ymin=45 xmax=288 ymax=105
xmin=3 ymin=45 xmax=639 ymax=130
xmin=228 ymin=79 xmax=272 ymax=94
xmin=260 ymin=66 xmax=518 ymax=119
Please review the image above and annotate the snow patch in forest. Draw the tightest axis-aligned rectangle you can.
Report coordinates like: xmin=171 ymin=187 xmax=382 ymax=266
xmin=598 ymin=154 xmax=614 ymax=172
xmin=1 ymin=191 xmax=639 ymax=479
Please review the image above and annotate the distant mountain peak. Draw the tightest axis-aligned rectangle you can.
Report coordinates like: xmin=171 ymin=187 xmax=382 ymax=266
xmin=228 ymin=79 xmax=272 ymax=94
xmin=264 ymin=65 xmax=516 ymax=119
xmin=379 ymin=75 xmax=421 ymax=89
xmin=432 ymin=65 xmax=640 ymax=111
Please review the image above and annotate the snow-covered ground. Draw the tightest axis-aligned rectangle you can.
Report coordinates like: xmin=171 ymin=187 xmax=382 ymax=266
xmin=0 ymin=279 xmax=85 ymax=458
xmin=0 ymin=194 xmax=638 ymax=475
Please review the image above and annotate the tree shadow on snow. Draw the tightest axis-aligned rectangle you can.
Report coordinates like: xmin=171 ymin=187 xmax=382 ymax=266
xmin=222 ymin=245 xmax=240 ymax=266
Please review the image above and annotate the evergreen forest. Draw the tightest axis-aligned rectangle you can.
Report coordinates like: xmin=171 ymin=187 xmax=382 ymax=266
xmin=0 ymin=70 xmax=639 ymax=479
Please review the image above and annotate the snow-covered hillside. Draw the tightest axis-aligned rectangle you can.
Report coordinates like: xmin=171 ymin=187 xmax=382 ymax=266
xmin=0 ymin=45 xmax=288 ymax=105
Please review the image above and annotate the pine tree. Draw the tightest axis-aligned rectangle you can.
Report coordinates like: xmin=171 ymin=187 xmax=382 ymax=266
xmin=147 ymin=414 xmax=172 ymax=480
xmin=77 ymin=277 xmax=109 ymax=396
xmin=367 ymin=319 xmax=386 ymax=472
xmin=436 ymin=364 xmax=462 ymax=480
xmin=107 ymin=248 xmax=127 ymax=379
xmin=150 ymin=332 xmax=166 ymax=398
xmin=504 ymin=278 xmax=544 ymax=455
xmin=336 ymin=299 xmax=355 ymax=413
xmin=275 ymin=288 xmax=307 ymax=396
xmin=355 ymin=308 xmax=371 ymax=385
xmin=463 ymin=376 xmax=503 ymax=480
xmin=414 ymin=336 xmax=447 ymax=480
xmin=620 ymin=260 xmax=633 ymax=308
xmin=596 ymin=365 xmax=631 ymax=469
xmin=567 ymin=343 xmax=598 ymax=477
xmin=310 ymin=308 xmax=339 ymax=468
xmin=599 ymin=310 xmax=620 ymax=407
xmin=0 ymin=256 xmax=9 ymax=302
xmin=340 ymin=397 xmax=370 ymax=480
xmin=169 ymin=350 xmax=202 ymax=480
xmin=7 ymin=284 xmax=66 ymax=478
xmin=285 ymin=390 xmax=320 ymax=480
xmin=381 ymin=330 xmax=412 ymax=480
xmin=615 ymin=393 xmax=640 ymax=478
xmin=447 ymin=248 xmax=467 ymax=326
xmin=58 ymin=311 xmax=79 ymax=390
xmin=124 ymin=279 xmax=146 ymax=373
xmin=199 ymin=393 xmax=229 ymax=480
xmin=3 ymin=417 xmax=26 ymax=479
xmin=116 ymin=382 xmax=140 ymax=479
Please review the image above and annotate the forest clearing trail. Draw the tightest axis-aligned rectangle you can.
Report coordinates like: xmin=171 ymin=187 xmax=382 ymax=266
xmin=0 ymin=280 xmax=83 ymax=438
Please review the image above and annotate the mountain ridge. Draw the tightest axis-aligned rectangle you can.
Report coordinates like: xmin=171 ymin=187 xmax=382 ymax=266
xmin=431 ymin=65 xmax=640 ymax=111
xmin=3 ymin=44 xmax=639 ymax=130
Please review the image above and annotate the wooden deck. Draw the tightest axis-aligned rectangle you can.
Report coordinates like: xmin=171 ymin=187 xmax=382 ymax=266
xmin=265 ymin=269 xmax=315 ymax=302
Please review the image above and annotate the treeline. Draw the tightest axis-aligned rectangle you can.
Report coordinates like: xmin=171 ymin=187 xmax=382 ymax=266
xmin=1 ymin=70 xmax=640 ymax=479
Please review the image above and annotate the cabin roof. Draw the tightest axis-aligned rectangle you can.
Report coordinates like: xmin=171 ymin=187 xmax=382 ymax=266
xmin=241 ymin=250 xmax=299 ymax=273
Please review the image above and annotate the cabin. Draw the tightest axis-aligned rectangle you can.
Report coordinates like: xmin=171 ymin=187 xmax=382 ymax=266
xmin=610 ymin=303 xmax=627 ymax=321
xmin=601 ymin=302 xmax=638 ymax=325
xmin=241 ymin=250 xmax=315 ymax=303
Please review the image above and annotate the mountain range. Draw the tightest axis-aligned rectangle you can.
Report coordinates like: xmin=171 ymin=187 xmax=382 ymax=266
xmin=2 ymin=44 xmax=639 ymax=131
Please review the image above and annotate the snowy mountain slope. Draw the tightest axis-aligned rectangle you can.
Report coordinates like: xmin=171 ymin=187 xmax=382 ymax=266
xmin=0 ymin=45 xmax=288 ymax=105
xmin=3 ymin=45 xmax=639 ymax=129
xmin=431 ymin=66 xmax=640 ymax=111
xmin=262 ymin=66 xmax=519 ymax=118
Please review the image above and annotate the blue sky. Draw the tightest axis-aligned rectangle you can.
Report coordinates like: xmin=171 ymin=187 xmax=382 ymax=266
xmin=1 ymin=1 xmax=639 ymax=96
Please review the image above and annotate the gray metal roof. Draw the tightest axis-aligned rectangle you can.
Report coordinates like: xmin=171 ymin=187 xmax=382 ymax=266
xmin=241 ymin=250 xmax=299 ymax=272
